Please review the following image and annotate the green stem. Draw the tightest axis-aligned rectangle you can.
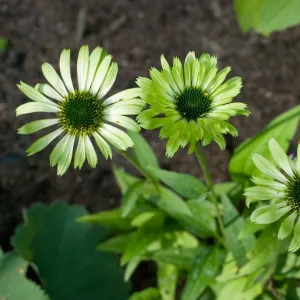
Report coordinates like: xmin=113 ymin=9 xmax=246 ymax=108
xmin=195 ymin=143 xmax=226 ymax=245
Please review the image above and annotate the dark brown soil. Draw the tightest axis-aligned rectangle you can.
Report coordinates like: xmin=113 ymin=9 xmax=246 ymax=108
xmin=1 ymin=0 xmax=300 ymax=291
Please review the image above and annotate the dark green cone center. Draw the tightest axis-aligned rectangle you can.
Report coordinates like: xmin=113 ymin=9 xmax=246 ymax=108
xmin=58 ymin=90 xmax=104 ymax=136
xmin=286 ymin=174 xmax=300 ymax=211
xmin=175 ymin=87 xmax=211 ymax=121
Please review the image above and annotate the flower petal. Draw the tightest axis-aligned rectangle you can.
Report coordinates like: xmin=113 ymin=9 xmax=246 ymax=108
xmin=251 ymin=177 xmax=286 ymax=191
xmin=85 ymin=136 xmax=98 ymax=168
xmin=278 ymin=212 xmax=297 ymax=240
xmin=74 ymin=136 xmax=86 ymax=169
xmin=103 ymin=88 xmax=141 ymax=106
xmin=93 ymin=132 xmax=112 ymax=159
xmin=42 ymin=63 xmax=68 ymax=96
xmin=77 ymin=45 xmax=89 ymax=91
xmin=244 ymin=186 xmax=285 ymax=201
xmin=104 ymin=115 xmax=140 ymax=132
xmin=36 ymin=83 xmax=63 ymax=101
xmin=50 ymin=134 xmax=70 ymax=167
xmin=86 ymin=47 xmax=103 ymax=90
xmin=60 ymin=49 xmax=74 ymax=92
xmin=289 ymin=217 xmax=300 ymax=252
xmin=252 ymin=154 xmax=288 ymax=183
xmin=98 ymin=62 xmax=118 ymax=98
xmin=18 ymin=81 xmax=55 ymax=104
xmin=26 ymin=128 xmax=63 ymax=156
xmin=102 ymin=123 xmax=134 ymax=148
xmin=18 ymin=119 xmax=59 ymax=134
xmin=57 ymin=135 xmax=75 ymax=176
xmin=251 ymin=204 xmax=291 ymax=224
xmin=16 ymin=102 xmax=59 ymax=116
xmin=90 ymin=55 xmax=112 ymax=95
xmin=269 ymin=138 xmax=293 ymax=177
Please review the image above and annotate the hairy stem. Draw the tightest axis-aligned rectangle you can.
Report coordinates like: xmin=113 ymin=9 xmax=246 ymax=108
xmin=195 ymin=143 xmax=226 ymax=245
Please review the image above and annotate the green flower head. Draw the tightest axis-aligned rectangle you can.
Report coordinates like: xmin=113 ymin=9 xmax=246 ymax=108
xmin=137 ymin=52 xmax=249 ymax=157
xmin=16 ymin=45 xmax=144 ymax=176
xmin=245 ymin=138 xmax=300 ymax=252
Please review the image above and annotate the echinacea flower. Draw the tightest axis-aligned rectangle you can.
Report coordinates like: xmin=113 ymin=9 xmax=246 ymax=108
xmin=245 ymin=138 xmax=300 ymax=252
xmin=17 ymin=45 xmax=144 ymax=175
xmin=137 ymin=52 xmax=249 ymax=157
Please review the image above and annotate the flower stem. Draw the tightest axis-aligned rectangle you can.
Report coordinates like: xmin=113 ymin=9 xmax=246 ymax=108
xmin=195 ymin=143 xmax=226 ymax=245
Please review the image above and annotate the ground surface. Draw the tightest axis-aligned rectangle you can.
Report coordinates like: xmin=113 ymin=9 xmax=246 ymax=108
xmin=1 ymin=0 xmax=300 ymax=291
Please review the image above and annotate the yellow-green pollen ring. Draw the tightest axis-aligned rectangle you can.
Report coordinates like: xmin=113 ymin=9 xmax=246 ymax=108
xmin=175 ymin=87 xmax=211 ymax=121
xmin=57 ymin=90 xmax=104 ymax=136
xmin=286 ymin=173 xmax=300 ymax=212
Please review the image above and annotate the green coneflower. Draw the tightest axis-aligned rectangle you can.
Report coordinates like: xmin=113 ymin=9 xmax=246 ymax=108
xmin=16 ymin=45 xmax=144 ymax=175
xmin=245 ymin=138 xmax=300 ymax=252
xmin=137 ymin=52 xmax=249 ymax=157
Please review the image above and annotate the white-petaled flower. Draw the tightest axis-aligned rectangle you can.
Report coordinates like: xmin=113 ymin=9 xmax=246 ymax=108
xmin=137 ymin=52 xmax=249 ymax=157
xmin=245 ymin=138 xmax=300 ymax=252
xmin=16 ymin=45 xmax=144 ymax=176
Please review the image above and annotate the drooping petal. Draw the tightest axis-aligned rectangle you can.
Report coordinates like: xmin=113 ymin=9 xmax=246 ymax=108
xmin=74 ymin=136 xmax=86 ymax=169
xmin=57 ymin=135 xmax=75 ymax=176
xmin=50 ymin=134 xmax=71 ymax=167
xmin=289 ymin=218 xmax=300 ymax=252
xmin=18 ymin=119 xmax=59 ymax=134
xmin=278 ymin=212 xmax=297 ymax=240
xmin=93 ymin=132 xmax=112 ymax=159
xmin=84 ymin=136 xmax=98 ymax=168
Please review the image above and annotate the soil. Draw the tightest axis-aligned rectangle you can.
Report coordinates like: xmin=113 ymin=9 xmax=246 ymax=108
xmin=1 ymin=0 xmax=300 ymax=293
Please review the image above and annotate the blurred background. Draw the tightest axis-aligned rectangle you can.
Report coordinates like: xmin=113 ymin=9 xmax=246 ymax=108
xmin=1 ymin=0 xmax=300 ymax=281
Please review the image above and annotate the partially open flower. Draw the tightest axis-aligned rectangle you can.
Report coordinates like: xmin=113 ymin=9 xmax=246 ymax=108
xmin=137 ymin=52 xmax=249 ymax=157
xmin=17 ymin=45 xmax=144 ymax=175
xmin=245 ymin=138 xmax=300 ymax=252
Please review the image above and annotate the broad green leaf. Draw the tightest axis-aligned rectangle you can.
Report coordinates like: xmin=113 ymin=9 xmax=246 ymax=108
xmin=276 ymin=253 xmax=300 ymax=279
xmin=238 ymin=221 xmax=267 ymax=239
xmin=257 ymin=0 xmax=300 ymax=34
xmin=124 ymin=256 xmax=142 ymax=282
xmin=221 ymin=195 xmax=255 ymax=267
xmin=97 ymin=233 xmax=134 ymax=254
xmin=129 ymin=288 xmax=161 ymax=300
xmin=147 ymin=166 xmax=206 ymax=198
xmin=113 ymin=166 xmax=140 ymax=195
xmin=214 ymin=182 xmax=239 ymax=197
xmin=12 ymin=202 xmax=130 ymax=300
xmin=181 ymin=247 xmax=221 ymax=300
xmin=0 ymin=252 xmax=49 ymax=300
xmin=78 ymin=207 xmax=133 ymax=231
xmin=217 ymin=252 xmax=238 ymax=282
xmin=128 ymin=131 xmax=159 ymax=171
xmin=229 ymin=106 xmax=300 ymax=184
xmin=233 ymin=0 xmax=266 ymax=31
xmin=152 ymin=247 xmax=200 ymax=271
xmin=157 ymin=263 xmax=178 ymax=300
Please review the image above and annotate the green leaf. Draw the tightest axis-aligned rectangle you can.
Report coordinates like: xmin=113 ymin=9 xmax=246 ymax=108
xmin=152 ymin=247 xmax=200 ymax=271
xmin=78 ymin=207 xmax=133 ymax=231
xmin=97 ymin=233 xmax=134 ymax=254
xmin=0 ymin=251 xmax=49 ymax=300
xmin=279 ymin=253 xmax=300 ymax=279
xmin=129 ymin=288 xmax=161 ymax=300
xmin=157 ymin=263 xmax=178 ymax=300
xmin=147 ymin=166 xmax=206 ymax=198
xmin=0 ymin=37 xmax=8 ymax=51
xmin=257 ymin=0 xmax=300 ymax=34
xmin=128 ymin=131 xmax=159 ymax=170
xmin=229 ymin=106 xmax=300 ymax=184
xmin=221 ymin=194 xmax=256 ymax=267
xmin=12 ymin=202 xmax=130 ymax=300
xmin=214 ymin=182 xmax=239 ymax=197
xmin=181 ymin=247 xmax=221 ymax=300
xmin=113 ymin=166 xmax=140 ymax=195
xmin=238 ymin=221 xmax=267 ymax=239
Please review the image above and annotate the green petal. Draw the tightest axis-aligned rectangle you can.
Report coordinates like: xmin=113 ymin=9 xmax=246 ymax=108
xmin=102 ymin=123 xmax=133 ymax=148
xmin=50 ymin=134 xmax=70 ymax=167
xmin=93 ymin=132 xmax=112 ymax=159
xmin=105 ymin=115 xmax=140 ymax=132
xmin=36 ymin=83 xmax=63 ymax=101
xmin=184 ymin=51 xmax=195 ymax=88
xmin=77 ymin=45 xmax=89 ymax=90
xmin=98 ymin=62 xmax=118 ymax=98
xmin=104 ymin=88 xmax=141 ymax=106
xmin=289 ymin=218 xmax=300 ymax=252
xmin=85 ymin=136 xmax=98 ymax=168
xmin=18 ymin=119 xmax=59 ymax=134
xmin=59 ymin=49 xmax=74 ymax=92
xmin=208 ymin=66 xmax=231 ymax=93
xmin=244 ymin=186 xmax=285 ymax=201
xmin=251 ymin=177 xmax=286 ymax=191
xmin=278 ymin=212 xmax=297 ymax=240
xmin=42 ymin=63 xmax=68 ymax=96
xmin=16 ymin=102 xmax=59 ymax=116
xmin=91 ymin=55 xmax=112 ymax=95
xmin=252 ymin=154 xmax=288 ymax=184
xmin=86 ymin=47 xmax=102 ymax=90
xmin=57 ymin=135 xmax=75 ymax=176
xmin=26 ymin=128 xmax=63 ymax=156
xmin=18 ymin=81 xmax=55 ymax=104
xmin=165 ymin=133 xmax=181 ymax=158
xmin=160 ymin=54 xmax=171 ymax=71
xmin=251 ymin=204 xmax=291 ymax=224
xmin=296 ymin=144 xmax=300 ymax=173
xmin=74 ymin=136 xmax=86 ymax=169
xmin=269 ymin=138 xmax=293 ymax=177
